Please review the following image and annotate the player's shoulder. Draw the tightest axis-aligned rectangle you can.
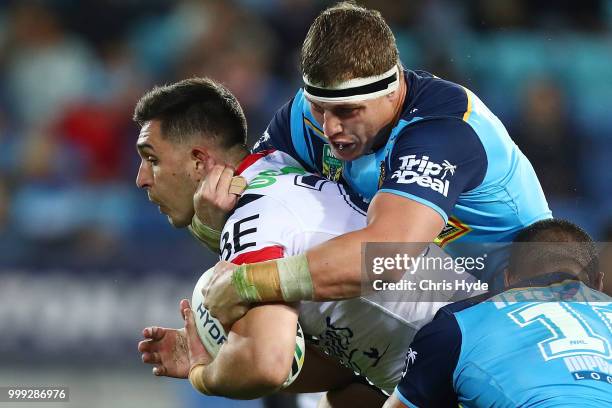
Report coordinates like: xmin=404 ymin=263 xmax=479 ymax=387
xmin=233 ymin=151 xmax=301 ymax=206
xmin=391 ymin=71 xmax=481 ymax=150
xmin=400 ymin=70 xmax=470 ymax=122
xmin=417 ymin=305 xmax=462 ymax=342
xmin=437 ymin=289 xmax=497 ymax=317
xmin=234 ymin=150 xmax=350 ymax=218
xmin=426 ymin=290 xmax=505 ymax=343
xmin=393 ymin=70 xmax=482 ymax=149
xmin=408 ymin=288 xmax=478 ymax=348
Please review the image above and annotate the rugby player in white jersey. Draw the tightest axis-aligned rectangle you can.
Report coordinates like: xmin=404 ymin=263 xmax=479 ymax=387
xmin=133 ymin=78 xmax=473 ymax=406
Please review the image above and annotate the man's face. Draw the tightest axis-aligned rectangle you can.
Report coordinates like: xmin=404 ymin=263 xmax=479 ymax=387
xmin=136 ymin=120 xmax=198 ymax=228
xmin=307 ymin=95 xmax=397 ymax=161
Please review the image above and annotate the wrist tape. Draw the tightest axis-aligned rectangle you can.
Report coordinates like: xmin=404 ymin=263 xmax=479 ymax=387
xmin=189 ymin=363 xmax=212 ymax=395
xmin=231 ymin=254 xmax=313 ymax=303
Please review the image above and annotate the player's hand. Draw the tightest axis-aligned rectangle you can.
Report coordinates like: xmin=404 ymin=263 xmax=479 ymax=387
xmin=138 ymin=325 xmax=189 ymax=378
xmin=202 ymin=261 xmax=251 ymax=328
xmin=194 ymin=164 xmax=246 ymax=231
xmin=181 ymin=299 xmax=213 ymax=367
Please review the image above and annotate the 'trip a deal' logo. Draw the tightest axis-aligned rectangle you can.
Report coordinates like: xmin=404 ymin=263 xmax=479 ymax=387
xmin=391 ymin=155 xmax=456 ymax=197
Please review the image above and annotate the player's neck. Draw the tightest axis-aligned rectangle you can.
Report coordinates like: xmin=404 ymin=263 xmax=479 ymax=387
xmin=221 ymin=145 xmax=250 ymax=169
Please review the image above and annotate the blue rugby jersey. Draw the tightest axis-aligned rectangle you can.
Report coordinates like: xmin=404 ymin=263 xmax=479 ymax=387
xmin=394 ymin=273 xmax=612 ymax=408
xmin=253 ymin=70 xmax=552 ymax=284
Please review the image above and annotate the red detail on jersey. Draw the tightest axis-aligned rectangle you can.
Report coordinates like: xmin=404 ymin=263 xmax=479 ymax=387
xmin=235 ymin=150 xmax=276 ymax=175
xmin=230 ymin=245 xmax=284 ymax=265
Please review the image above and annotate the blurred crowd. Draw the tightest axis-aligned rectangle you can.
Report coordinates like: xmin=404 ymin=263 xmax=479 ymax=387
xmin=1 ymin=0 xmax=612 ymax=268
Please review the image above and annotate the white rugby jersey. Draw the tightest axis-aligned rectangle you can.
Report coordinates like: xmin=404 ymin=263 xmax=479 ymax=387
xmin=221 ymin=150 xmax=457 ymax=395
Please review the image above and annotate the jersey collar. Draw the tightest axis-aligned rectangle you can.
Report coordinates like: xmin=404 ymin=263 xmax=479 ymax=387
xmin=235 ymin=149 xmax=276 ymax=175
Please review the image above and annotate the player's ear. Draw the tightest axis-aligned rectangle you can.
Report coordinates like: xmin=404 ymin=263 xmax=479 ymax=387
xmin=191 ymin=147 xmax=211 ymax=174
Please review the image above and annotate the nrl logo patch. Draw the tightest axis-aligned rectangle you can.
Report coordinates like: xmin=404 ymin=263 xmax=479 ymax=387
xmin=322 ymin=144 xmax=342 ymax=182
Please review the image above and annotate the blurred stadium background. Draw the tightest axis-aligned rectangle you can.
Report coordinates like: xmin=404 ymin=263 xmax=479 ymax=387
xmin=0 ymin=0 xmax=611 ymax=407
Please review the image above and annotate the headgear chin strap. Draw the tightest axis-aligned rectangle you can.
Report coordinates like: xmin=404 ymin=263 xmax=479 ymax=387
xmin=303 ymin=64 xmax=400 ymax=103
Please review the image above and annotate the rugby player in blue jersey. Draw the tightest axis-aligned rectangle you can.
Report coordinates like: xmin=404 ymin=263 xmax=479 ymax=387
xmin=198 ymin=2 xmax=552 ymax=327
xmin=386 ymin=219 xmax=612 ymax=408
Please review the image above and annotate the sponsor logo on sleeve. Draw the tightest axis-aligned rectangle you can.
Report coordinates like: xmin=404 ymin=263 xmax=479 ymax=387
xmin=391 ymin=155 xmax=456 ymax=197
xmin=435 ymin=216 xmax=471 ymax=247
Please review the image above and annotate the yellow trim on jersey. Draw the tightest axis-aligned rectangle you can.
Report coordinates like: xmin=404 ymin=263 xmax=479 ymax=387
xmin=304 ymin=117 xmax=327 ymax=140
xmin=462 ymin=87 xmax=473 ymax=122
